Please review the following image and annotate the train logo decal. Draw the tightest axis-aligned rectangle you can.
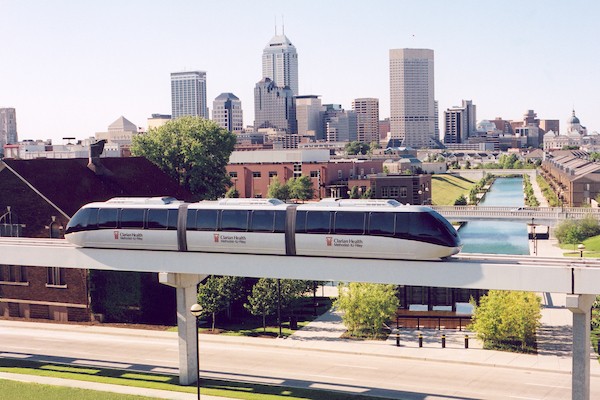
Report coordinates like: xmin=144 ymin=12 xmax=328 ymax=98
xmin=326 ymin=237 xmax=333 ymax=246
xmin=114 ymin=231 xmax=119 ymax=240
xmin=213 ymin=234 xmax=219 ymax=243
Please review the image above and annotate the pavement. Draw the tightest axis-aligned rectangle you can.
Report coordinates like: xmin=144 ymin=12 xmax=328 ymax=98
xmin=1 ymin=239 xmax=599 ymax=399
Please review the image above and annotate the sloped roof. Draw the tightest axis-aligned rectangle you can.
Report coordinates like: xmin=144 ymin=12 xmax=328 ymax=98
xmin=108 ymin=116 xmax=138 ymax=132
xmin=2 ymin=157 xmax=195 ymax=218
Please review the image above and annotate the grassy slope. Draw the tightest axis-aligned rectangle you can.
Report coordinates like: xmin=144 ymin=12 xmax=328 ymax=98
xmin=431 ymin=174 xmax=476 ymax=205
xmin=560 ymin=235 xmax=600 ymax=258
xmin=0 ymin=379 xmax=155 ymax=400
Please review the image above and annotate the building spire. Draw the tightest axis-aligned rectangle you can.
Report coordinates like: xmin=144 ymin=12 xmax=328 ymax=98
xmin=274 ymin=16 xmax=277 ymax=35
xmin=282 ymin=15 xmax=285 ymax=35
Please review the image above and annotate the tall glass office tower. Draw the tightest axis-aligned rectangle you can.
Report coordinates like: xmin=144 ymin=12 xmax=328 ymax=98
xmin=389 ymin=49 xmax=435 ymax=148
xmin=262 ymin=31 xmax=299 ymax=95
xmin=170 ymin=71 xmax=208 ymax=119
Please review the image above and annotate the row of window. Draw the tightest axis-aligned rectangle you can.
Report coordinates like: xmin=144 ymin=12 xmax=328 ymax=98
xmin=0 ymin=265 xmax=64 ymax=286
xmin=186 ymin=209 xmax=286 ymax=233
xmin=67 ymin=208 xmax=179 ymax=232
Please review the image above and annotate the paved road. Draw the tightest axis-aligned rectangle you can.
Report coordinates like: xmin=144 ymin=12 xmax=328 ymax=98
xmin=1 ymin=321 xmax=599 ymax=399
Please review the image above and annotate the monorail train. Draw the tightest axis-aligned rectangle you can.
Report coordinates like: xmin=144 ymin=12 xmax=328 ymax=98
xmin=64 ymin=197 xmax=462 ymax=260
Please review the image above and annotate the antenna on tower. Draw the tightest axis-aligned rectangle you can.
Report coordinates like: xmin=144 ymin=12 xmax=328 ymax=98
xmin=274 ymin=16 xmax=277 ymax=35
xmin=282 ymin=15 xmax=285 ymax=35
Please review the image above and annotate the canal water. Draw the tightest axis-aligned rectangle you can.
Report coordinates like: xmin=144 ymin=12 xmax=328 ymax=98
xmin=459 ymin=177 xmax=530 ymax=255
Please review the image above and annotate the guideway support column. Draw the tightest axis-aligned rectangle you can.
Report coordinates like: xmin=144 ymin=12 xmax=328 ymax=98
xmin=566 ymin=294 xmax=596 ymax=400
xmin=159 ymin=272 xmax=206 ymax=385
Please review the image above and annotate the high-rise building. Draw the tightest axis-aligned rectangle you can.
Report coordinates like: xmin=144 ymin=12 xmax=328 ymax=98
xmin=254 ymin=78 xmax=296 ymax=133
xmin=322 ymin=104 xmax=357 ymax=143
xmin=295 ymin=95 xmax=324 ymax=138
xmin=262 ymin=30 xmax=299 ymax=95
xmin=212 ymin=93 xmax=243 ymax=133
xmin=0 ymin=108 xmax=17 ymax=153
xmin=352 ymin=98 xmax=379 ymax=144
xmin=444 ymin=100 xmax=476 ymax=144
xmin=389 ymin=48 xmax=435 ymax=148
xmin=170 ymin=71 xmax=208 ymax=119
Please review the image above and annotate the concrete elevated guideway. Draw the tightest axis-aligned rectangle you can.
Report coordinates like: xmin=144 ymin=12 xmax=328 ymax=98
xmin=0 ymin=238 xmax=599 ymax=400
xmin=432 ymin=205 xmax=600 ymax=226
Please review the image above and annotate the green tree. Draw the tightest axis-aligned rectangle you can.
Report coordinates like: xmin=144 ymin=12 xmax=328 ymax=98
xmin=131 ymin=116 xmax=236 ymax=199
xmin=470 ymin=290 xmax=541 ymax=351
xmin=345 ymin=141 xmax=369 ymax=155
xmin=554 ymin=216 xmax=600 ymax=246
xmin=361 ymin=187 xmax=373 ymax=199
xmin=197 ymin=276 xmax=227 ymax=331
xmin=349 ymin=185 xmax=360 ymax=199
xmin=267 ymin=177 xmax=290 ymax=201
xmin=454 ymin=194 xmax=468 ymax=205
xmin=245 ymin=278 xmax=278 ymax=331
xmin=334 ymin=282 xmax=399 ymax=338
xmin=288 ymin=176 xmax=314 ymax=202
xmin=225 ymin=187 xmax=239 ymax=198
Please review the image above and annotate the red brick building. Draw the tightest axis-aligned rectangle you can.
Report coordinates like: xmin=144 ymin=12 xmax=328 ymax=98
xmin=0 ymin=157 xmax=193 ymax=324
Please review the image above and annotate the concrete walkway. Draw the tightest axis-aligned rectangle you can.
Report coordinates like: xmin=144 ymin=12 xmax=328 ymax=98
xmin=529 ymin=172 xmax=550 ymax=207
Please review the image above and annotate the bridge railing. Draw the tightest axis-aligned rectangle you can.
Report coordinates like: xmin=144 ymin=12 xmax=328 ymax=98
xmin=430 ymin=206 xmax=600 ymax=221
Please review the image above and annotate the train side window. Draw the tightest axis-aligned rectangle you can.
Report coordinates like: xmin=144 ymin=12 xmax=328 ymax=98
xmin=274 ymin=210 xmax=286 ymax=233
xmin=147 ymin=209 xmax=168 ymax=229
xmin=186 ymin=210 xmax=197 ymax=230
xmin=221 ymin=210 xmax=249 ymax=232
xmin=98 ymin=208 xmax=118 ymax=229
xmin=250 ymin=210 xmax=274 ymax=232
xmin=411 ymin=213 xmax=443 ymax=237
xmin=334 ymin=211 xmax=365 ymax=235
xmin=196 ymin=210 xmax=218 ymax=231
xmin=368 ymin=212 xmax=395 ymax=236
xmin=395 ymin=213 xmax=411 ymax=237
xmin=120 ymin=208 xmax=145 ymax=229
xmin=167 ymin=209 xmax=178 ymax=230
xmin=306 ymin=211 xmax=331 ymax=234
xmin=66 ymin=207 xmax=98 ymax=232
xmin=295 ymin=210 xmax=307 ymax=233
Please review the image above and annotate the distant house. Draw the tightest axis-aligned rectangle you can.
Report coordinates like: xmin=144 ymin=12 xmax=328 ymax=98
xmin=0 ymin=155 xmax=194 ymax=324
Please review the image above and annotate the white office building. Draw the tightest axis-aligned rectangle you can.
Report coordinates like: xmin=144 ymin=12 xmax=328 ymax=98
xmin=171 ymin=71 xmax=208 ymax=119
xmin=389 ymin=48 xmax=435 ymax=148
xmin=212 ymin=93 xmax=243 ymax=133
xmin=262 ymin=30 xmax=299 ymax=95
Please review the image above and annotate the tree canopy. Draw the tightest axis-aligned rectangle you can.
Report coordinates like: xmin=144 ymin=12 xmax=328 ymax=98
xmin=334 ymin=282 xmax=399 ymax=338
xmin=345 ymin=141 xmax=370 ymax=155
xmin=267 ymin=176 xmax=314 ymax=202
xmin=554 ymin=215 xmax=600 ymax=246
xmin=469 ymin=290 xmax=541 ymax=351
xmin=131 ymin=116 xmax=236 ymax=199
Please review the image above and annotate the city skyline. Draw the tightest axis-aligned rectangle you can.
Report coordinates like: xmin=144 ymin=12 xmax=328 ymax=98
xmin=1 ymin=1 xmax=599 ymax=143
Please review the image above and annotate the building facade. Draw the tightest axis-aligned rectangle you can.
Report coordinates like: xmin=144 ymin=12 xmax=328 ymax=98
xmin=322 ymin=104 xmax=357 ymax=143
xmin=389 ymin=49 xmax=435 ymax=148
xmin=212 ymin=93 xmax=243 ymax=133
xmin=0 ymin=108 xmax=18 ymax=154
xmin=353 ymin=98 xmax=380 ymax=144
xmin=262 ymin=31 xmax=299 ymax=95
xmin=444 ymin=100 xmax=476 ymax=144
xmin=295 ymin=95 xmax=324 ymax=138
xmin=170 ymin=71 xmax=208 ymax=119
xmin=254 ymin=78 xmax=296 ymax=133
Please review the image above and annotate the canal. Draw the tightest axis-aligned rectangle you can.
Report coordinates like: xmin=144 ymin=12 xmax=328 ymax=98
xmin=459 ymin=177 xmax=530 ymax=255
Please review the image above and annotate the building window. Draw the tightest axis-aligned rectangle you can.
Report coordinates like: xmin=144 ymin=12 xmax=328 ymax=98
xmin=0 ymin=265 xmax=27 ymax=283
xmin=293 ymin=163 xmax=302 ymax=177
xmin=269 ymin=171 xmax=278 ymax=177
xmin=252 ymin=171 xmax=261 ymax=178
xmin=310 ymin=171 xmax=319 ymax=178
xmin=381 ymin=186 xmax=390 ymax=198
xmin=400 ymin=186 xmax=408 ymax=197
xmin=390 ymin=186 xmax=400 ymax=197
xmin=338 ymin=170 xmax=343 ymax=179
xmin=229 ymin=171 xmax=238 ymax=178
xmin=47 ymin=267 xmax=66 ymax=287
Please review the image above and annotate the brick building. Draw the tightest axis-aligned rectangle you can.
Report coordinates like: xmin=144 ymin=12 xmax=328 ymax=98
xmin=0 ymin=156 xmax=193 ymax=324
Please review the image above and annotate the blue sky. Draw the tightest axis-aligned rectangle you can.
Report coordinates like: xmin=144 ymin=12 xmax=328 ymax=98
xmin=1 ymin=0 xmax=598 ymax=142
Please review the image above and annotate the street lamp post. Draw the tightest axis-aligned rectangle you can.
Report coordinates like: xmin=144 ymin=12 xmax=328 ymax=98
xmin=578 ymin=243 xmax=586 ymax=258
xmin=190 ymin=303 xmax=203 ymax=400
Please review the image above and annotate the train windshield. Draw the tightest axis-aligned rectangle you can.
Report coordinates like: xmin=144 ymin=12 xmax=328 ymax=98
xmin=412 ymin=211 xmax=461 ymax=247
xmin=65 ymin=207 xmax=98 ymax=234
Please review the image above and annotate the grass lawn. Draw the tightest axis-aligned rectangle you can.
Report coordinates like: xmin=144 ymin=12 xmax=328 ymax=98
xmin=431 ymin=174 xmax=476 ymax=205
xmin=559 ymin=235 xmax=600 ymax=258
xmin=0 ymin=358 xmax=377 ymax=400
xmin=181 ymin=296 xmax=334 ymax=338
xmin=0 ymin=379 xmax=155 ymax=400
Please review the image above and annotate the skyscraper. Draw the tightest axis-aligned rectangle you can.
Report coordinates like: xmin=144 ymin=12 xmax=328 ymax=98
xmin=170 ymin=71 xmax=208 ymax=119
xmin=212 ymin=93 xmax=243 ymax=133
xmin=352 ymin=98 xmax=379 ymax=144
xmin=295 ymin=95 xmax=324 ymax=138
xmin=254 ymin=78 xmax=296 ymax=133
xmin=389 ymin=49 xmax=435 ymax=148
xmin=262 ymin=30 xmax=299 ymax=95
xmin=0 ymin=108 xmax=17 ymax=152
xmin=322 ymin=104 xmax=357 ymax=142
xmin=444 ymin=100 xmax=476 ymax=144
